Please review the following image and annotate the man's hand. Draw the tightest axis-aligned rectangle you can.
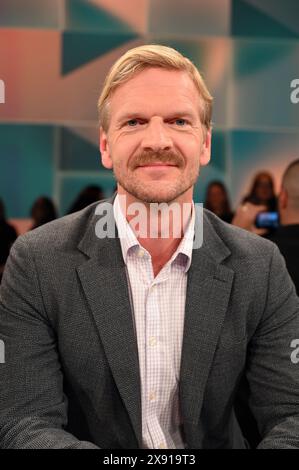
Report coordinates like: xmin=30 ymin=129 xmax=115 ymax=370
xmin=232 ymin=203 xmax=268 ymax=235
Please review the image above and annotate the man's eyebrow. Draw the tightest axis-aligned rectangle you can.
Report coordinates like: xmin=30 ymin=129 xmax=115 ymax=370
xmin=116 ymin=110 xmax=198 ymax=122
xmin=116 ymin=112 xmax=144 ymax=123
xmin=165 ymin=111 xmax=197 ymax=120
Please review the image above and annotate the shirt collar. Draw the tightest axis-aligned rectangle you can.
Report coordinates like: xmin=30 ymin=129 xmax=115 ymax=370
xmin=113 ymin=194 xmax=140 ymax=263
xmin=113 ymin=194 xmax=195 ymax=272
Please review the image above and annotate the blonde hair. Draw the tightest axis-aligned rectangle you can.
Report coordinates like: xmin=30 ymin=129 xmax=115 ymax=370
xmin=98 ymin=44 xmax=213 ymax=132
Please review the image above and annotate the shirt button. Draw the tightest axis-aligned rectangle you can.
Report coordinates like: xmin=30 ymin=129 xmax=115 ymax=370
xmin=159 ymin=442 xmax=167 ymax=449
xmin=149 ymin=337 xmax=157 ymax=347
xmin=138 ymin=249 xmax=145 ymax=258
xmin=149 ymin=392 xmax=156 ymax=402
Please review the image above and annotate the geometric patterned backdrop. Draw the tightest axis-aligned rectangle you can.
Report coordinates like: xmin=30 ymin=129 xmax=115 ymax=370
xmin=1 ymin=0 xmax=299 ymax=217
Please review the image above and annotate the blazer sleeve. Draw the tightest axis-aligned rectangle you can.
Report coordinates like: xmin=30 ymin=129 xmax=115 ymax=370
xmin=0 ymin=235 xmax=99 ymax=449
xmin=247 ymin=243 xmax=299 ymax=448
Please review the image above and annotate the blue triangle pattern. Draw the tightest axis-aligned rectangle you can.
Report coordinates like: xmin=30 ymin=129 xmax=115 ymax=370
xmin=62 ymin=31 xmax=139 ymax=75
xmin=232 ymin=0 xmax=299 ymax=38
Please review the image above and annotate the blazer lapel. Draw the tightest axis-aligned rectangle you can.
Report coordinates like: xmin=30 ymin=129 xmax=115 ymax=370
xmin=76 ymin=200 xmax=142 ymax=445
xmin=180 ymin=211 xmax=234 ymax=442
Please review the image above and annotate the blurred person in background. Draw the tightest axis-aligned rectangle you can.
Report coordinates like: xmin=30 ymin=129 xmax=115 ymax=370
xmin=232 ymin=160 xmax=299 ymax=294
xmin=204 ymin=180 xmax=234 ymax=223
xmin=30 ymin=196 xmax=57 ymax=230
xmin=0 ymin=199 xmax=17 ymax=283
xmin=232 ymin=202 xmax=268 ymax=236
xmin=67 ymin=185 xmax=104 ymax=214
xmin=268 ymin=160 xmax=299 ymax=294
xmin=242 ymin=171 xmax=277 ymax=212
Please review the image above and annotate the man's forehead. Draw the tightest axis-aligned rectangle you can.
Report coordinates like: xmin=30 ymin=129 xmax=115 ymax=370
xmin=109 ymin=68 xmax=201 ymax=114
xmin=114 ymin=67 xmax=196 ymax=92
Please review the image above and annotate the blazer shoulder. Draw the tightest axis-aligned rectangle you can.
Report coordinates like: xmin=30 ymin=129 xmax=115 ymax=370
xmin=15 ymin=199 xmax=111 ymax=253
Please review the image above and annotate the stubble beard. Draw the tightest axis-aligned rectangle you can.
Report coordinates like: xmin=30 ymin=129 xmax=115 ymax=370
xmin=113 ymin=150 xmax=200 ymax=204
xmin=114 ymin=165 xmax=200 ymax=204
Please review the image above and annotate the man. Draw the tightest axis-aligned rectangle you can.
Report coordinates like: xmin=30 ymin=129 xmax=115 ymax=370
xmin=0 ymin=45 xmax=299 ymax=449
xmin=268 ymin=160 xmax=299 ymax=294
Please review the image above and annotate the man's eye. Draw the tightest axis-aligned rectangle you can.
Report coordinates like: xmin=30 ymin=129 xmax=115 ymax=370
xmin=174 ymin=119 xmax=188 ymax=126
xmin=127 ymin=119 xmax=139 ymax=127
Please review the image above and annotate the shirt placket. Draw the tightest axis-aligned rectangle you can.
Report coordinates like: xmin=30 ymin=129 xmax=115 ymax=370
xmin=145 ymin=263 xmax=171 ymax=449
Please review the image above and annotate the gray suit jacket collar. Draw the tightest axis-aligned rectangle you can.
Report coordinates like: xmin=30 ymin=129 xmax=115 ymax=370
xmin=76 ymin=198 xmax=234 ymax=447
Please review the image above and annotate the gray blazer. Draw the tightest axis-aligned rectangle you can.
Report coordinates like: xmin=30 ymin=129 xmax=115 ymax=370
xmin=0 ymin=199 xmax=299 ymax=449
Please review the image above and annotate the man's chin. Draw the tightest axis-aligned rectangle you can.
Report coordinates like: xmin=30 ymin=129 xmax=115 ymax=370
xmin=124 ymin=187 xmax=188 ymax=204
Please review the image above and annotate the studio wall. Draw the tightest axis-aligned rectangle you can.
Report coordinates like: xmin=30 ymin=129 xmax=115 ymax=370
xmin=0 ymin=0 xmax=299 ymax=217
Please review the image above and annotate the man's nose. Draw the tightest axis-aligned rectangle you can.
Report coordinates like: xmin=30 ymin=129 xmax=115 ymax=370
xmin=140 ymin=118 xmax=173 ymax=152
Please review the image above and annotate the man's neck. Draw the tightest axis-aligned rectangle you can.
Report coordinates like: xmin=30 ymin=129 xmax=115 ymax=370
xmin=280 ymin=211 xmax=299 ymax=226
xmin=140 ymin=237 xmax=184 ymax=277
xmin=117 ymin=190 xmax=193 ymax=276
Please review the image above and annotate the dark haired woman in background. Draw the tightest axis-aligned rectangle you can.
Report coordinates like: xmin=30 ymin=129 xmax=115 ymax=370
xmin=242 ymin=171 xmax=277 ymax=212
xmin=67 ymin=185 xmax=104 ymax=215
xmin=204 ymin=181 xmax=234 ymax=223
xmin=30 ymin=196 xmax=57 ymax=230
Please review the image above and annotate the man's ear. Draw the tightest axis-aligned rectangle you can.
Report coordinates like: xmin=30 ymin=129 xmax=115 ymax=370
xmin=99 ymin=127 xmax=113 ymax=169
xmin=199 ymin=128 xmax=212 ymax=166
xmin=279 ymin=187 xmax=288 ymax=210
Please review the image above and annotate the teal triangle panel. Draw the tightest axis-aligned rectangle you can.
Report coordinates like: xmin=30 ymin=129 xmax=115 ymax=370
xmin=210 ymin=131 xmax=226 ymax=173
xmin=60 ymin=127 xmax=107 ymax=172
xmin=234 ymin=42 xmax=294 ymax=78
xmin=0 ymin=124 xmax=54 ymax=218
xmin=231 ymin=0 xmax=299 ymax=38
xmin=62 ymin=31 xmax=139 ymax=75
xmin=65 ymin=0 xmax=135 ymax=33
